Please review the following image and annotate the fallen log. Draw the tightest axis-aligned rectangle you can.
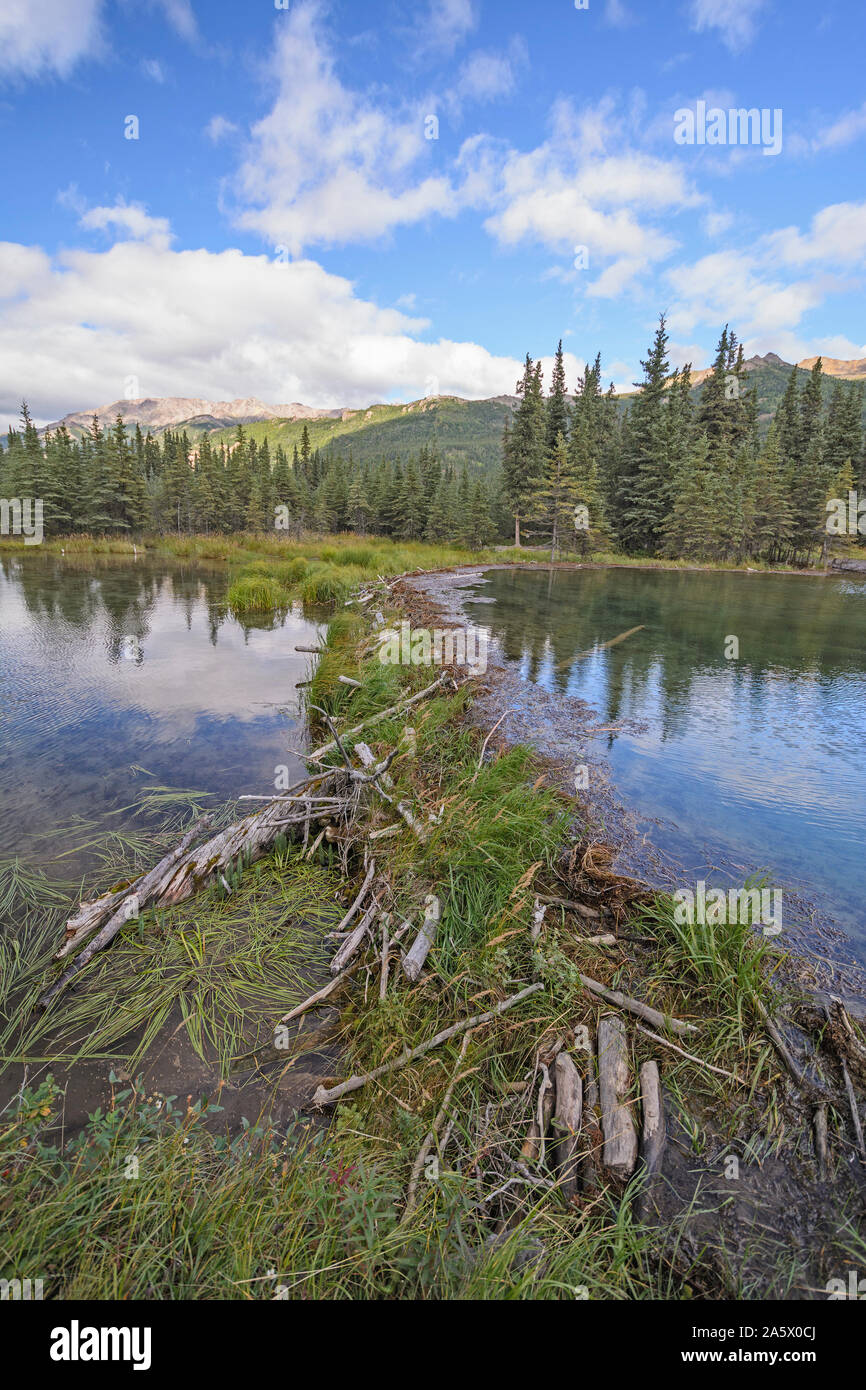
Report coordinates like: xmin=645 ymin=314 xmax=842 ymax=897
xmin=308 ymin=672 xmax=452 ymax=762
xmin=579 ymin=973 xmax=698 ymax=1036
xmin=331 ymin=859 xmax=376 ymax=937
xmin=635 ymin=1060 xmax=665 ymax=1220
xmin=552 ymin=1051 xmax=583 ymax=1202
xmin=597 ymin=1015 xmax=638 ymax=1179
xmin=40 ymin=817 xmax=213 ymax=1008
xmin=402 ymin=894 xmax=441 ymax=983
xmin=579 ymin=1035 xmax=604 ymax=1194
xmin=329 ymin=900 xmax=378 ymax=976
xmin=313 ymin=981 xmax=544 ymax=1106
xmin=279 ymin=960 xmax=364 ymax=1024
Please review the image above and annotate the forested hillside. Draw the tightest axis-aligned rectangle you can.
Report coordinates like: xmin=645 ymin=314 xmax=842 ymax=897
xmin=2 ymin=320 xmax=864 ymax=565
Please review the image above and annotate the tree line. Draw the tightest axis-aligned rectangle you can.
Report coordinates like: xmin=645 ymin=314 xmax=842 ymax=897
xmin=3 ymin=317 xmax=864 ymax=565
xmin=0 ymin=409 xmax=504 ymax=546
xmin=504 ymin=318 xmax=865 ymax=566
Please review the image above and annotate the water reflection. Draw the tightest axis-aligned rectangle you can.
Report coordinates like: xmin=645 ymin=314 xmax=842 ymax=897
xmin=464 ymin=566 xmax=866 ymax=959
xmin=0 ymin=554 xmax=323 ymax=872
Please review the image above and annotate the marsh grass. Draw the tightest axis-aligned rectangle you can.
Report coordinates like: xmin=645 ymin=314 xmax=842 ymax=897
xmin=227 ymin=574 xmax=291 ymax=616
xmin=9 ymin=853 xmax=341 ymax=1074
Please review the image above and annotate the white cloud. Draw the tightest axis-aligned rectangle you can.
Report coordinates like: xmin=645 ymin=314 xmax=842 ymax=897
xmin=667 ymin=248 xmax=828 ymax=342
xmin=478 ymin=100 xmax=702 ymax=295
xmin=687 ymin=0 xmax=770 ymax=53
xmin=807 ymin=336 xmax=866 ymax=361
xmin=151 ymin=0 xmax=198 ymax=43
xmin=78 ymin=200 xmax=174 ymax=250
xmin=765 ymin=202 xmax=866 ymax=268
xmin=0 ymin=0 xmax=104 ymax=78
xmin=205 ymin=115 xmax=239 ymax=143
xmin=702 ymin=209 xmax=734 ymax=238
xmin=449 ymin=38 xmax=527 ymax=109
xmin=0 ymin=223 xmax=524 ymax=421
xmin=233 ymin=2 xmax=457 ymax=253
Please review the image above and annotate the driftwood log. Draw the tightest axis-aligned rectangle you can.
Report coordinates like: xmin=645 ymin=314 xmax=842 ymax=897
xmin=313 ymin=981 xmax=544 ymax=1106
xmin=329 ymin=899 xmax=379 ymax=976
xmin=552 ymin=1051 xmax=583 ymax=1201
xmin=579 ymin=973 xmax=698 ymax=1037
xmin=635 ymin=1060 xmax=666 ymax=1220
xmin=402 ymin=894 xmax=441 ymax=982
xmin=597 ymin=1015 xmax=638 ymax=1179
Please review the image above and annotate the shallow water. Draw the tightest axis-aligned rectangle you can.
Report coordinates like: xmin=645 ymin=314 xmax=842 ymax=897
xmin=0 ymin=554 xmax=322 ymax=876
xmin=462 ymin=565 xmax=866 ymax=963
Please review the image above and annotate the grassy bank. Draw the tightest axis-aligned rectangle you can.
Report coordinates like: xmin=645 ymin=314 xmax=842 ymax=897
xmin=4 ymin=528 xmax=860 ymax=582
xmin=3 ymin=570 xmax=863 ymax=1302
xmin=2 ymin=545 xmax=864 ymax=1301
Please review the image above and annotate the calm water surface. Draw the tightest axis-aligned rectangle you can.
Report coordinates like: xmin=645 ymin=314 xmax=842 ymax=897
xmin=463 ymin=566 xmax=866 ymax=962
xmin=0 ymin=554 xmax=322 ymax=875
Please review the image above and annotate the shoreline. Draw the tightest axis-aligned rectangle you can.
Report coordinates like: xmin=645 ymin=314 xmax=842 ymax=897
xmin=3 ymin=546 xmax=866 ymax=1300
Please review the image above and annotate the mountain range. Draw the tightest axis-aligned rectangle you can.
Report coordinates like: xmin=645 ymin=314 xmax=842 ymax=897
xmin=19 ymin=351 xmax=866 ymax=474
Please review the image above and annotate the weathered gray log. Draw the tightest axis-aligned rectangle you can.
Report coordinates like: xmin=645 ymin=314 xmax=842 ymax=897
xmin=330 ymin=859 xmax=376 ymax=937
xmin=308 ymin=672 xmax=451 ymax=761
xmin=40 ymin=817 xmax=213 ymax=1008
xmin=329 ymin=900 xmax=378 ymax=976
xmin=402 ymin=894 xmax=441 ymax=982
xmin=553 ymin=1052 xmax=583 ymax=1201
xmin=635 ymin=1060 xmax=666 ymax=1220
xmin=313 ymin=981 xmax=544 ymax=1106
xmin=579 ymin=1037 xmax=603 ymax=1193
xmin=579 ymin=973 xmax=698 ymax=1036
xmin=597 ymin=1015 xmax=638 ymax=1179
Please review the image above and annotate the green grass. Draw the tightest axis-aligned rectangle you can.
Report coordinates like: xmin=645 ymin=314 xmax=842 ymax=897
xmin=0 ymin=551 xmax=850 ymax=1301
xmin=226 ymin=574 xmax=291 ymax=616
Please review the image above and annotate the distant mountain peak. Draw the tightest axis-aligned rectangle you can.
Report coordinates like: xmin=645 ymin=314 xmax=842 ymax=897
xmin=797 ymin=354 xmax=866 ymax=380
xmin=42 ymin=395 xmax=343 ymax=437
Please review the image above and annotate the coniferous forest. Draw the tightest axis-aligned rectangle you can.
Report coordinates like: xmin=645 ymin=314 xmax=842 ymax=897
xmin=3 ymin=316 xmax=864 ymax=567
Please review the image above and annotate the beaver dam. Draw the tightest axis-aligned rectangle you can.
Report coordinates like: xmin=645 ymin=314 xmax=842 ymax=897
xmin=1 ymin=551 xmax=865 ymax=1301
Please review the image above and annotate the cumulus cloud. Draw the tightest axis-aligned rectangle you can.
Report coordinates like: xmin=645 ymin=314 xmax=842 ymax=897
xmin=764 ymin=201 xmax=866 ymax=268
xmin=0 ymin=0 xmax=104 ymax=78
xmin=667 ymin=247 xmax=832 ymax=345
xmin=0 ymin=222 xmax=524 ymax=421
xmin=478 ymin=99 xmax=702 ymax=296
xmin=233 ymin=2 xmax=457 ymax=253
xmin=78 ymin=201 xmax=174 ymax=250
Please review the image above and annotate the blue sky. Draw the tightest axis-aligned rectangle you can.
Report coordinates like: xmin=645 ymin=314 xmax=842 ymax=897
xmin=2 ymin=0 xmax=865 ymax=423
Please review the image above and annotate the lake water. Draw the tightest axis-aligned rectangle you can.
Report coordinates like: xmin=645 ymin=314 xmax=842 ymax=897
xmin=462 ymin=566 xmax=866 ymax=965
xmin=0 ymin=554 xmax=321 ymax=878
